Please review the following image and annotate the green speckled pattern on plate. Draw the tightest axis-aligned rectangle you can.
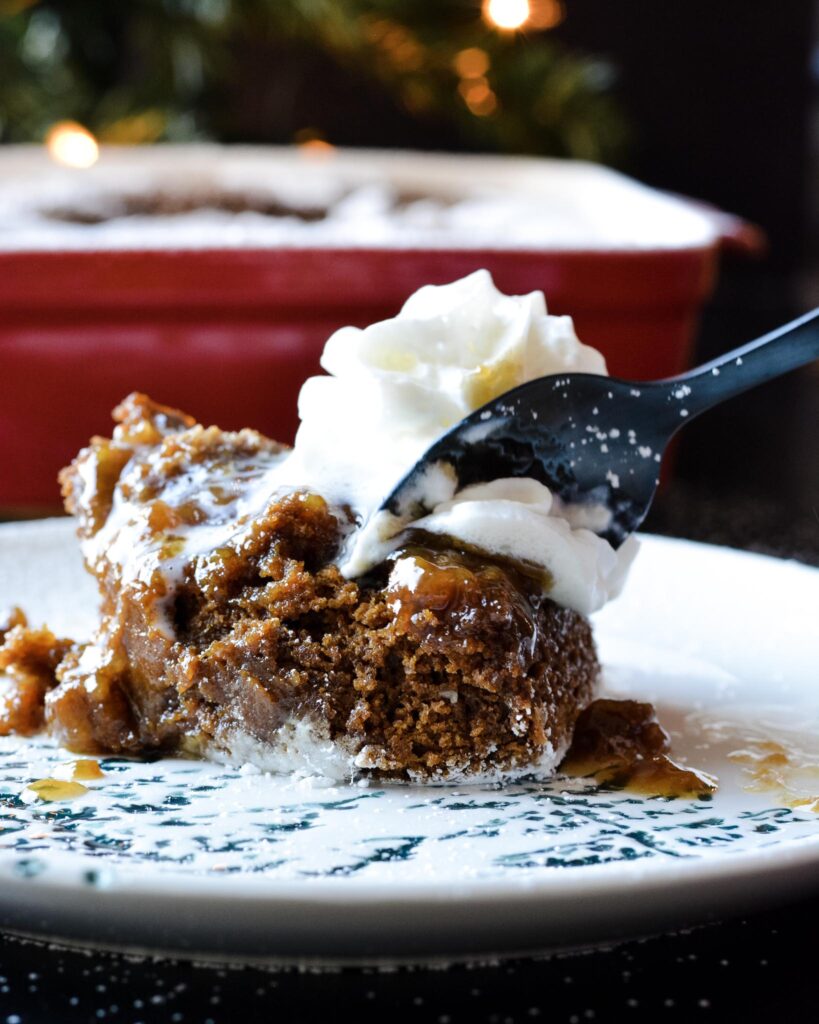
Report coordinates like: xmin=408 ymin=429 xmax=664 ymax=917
xmin=0 ymin=740 xmax=816 ymax=887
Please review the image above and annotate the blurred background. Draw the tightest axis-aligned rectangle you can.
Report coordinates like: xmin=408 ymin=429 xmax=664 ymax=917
xmin=1 ymin=0 xmax=817 ymax=558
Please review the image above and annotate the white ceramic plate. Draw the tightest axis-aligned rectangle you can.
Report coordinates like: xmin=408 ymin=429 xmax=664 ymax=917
xmin=0 ymin=519 xmax=818 ymax=963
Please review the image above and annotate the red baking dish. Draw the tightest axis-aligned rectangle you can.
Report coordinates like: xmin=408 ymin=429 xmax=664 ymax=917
xmin=0 ymin=146 xmax=760 ymax=511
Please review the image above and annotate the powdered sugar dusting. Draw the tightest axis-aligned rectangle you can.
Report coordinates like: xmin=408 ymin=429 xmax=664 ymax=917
xmin=0 ymin=145 xmax=723 ymax=254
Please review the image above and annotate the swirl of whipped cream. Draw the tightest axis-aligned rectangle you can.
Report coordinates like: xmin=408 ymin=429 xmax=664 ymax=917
xmin=290 ymin=269 xmax=638 ymax=615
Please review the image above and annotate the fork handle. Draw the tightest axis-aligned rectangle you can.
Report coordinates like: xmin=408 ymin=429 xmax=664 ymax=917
xmin=656 ymin=307 xmax=819 ymax=426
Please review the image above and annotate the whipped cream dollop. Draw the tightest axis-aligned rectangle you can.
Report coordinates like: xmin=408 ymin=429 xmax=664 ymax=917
xmin=85 ymin=271 xmax=636 ymax=617
xmin=289 ymin=270 xmax=638 ymax=615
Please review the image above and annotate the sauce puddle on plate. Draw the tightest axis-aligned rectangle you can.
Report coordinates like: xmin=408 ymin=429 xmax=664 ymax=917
xmin=24 ymin=779 xmax=89 ymax=802
xmin=730 ymin=740 xmax=819 ymax=811
xmin=23 ymin=759 xmax=106 ymax=803
xmin=688 ymin=711 xmax=819 ymax=812
xmin=561 ymin=699 xmax=718 ymax=798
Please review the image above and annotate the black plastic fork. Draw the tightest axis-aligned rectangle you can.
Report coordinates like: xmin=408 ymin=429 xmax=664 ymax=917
xmin=379 ymin=309 xmax=819 ymax=548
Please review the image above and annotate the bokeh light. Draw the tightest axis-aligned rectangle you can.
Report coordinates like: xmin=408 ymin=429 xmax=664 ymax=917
xmin=483 ymin=0 xmax=531 ymax=31
xmin=453 ymin=47 xmax=490 ymax=79
xmin=294 ymin=128 xmax=336 ymax=159
xmin=529 ymin=0 xmax=565 ymax=30
xmin=45 ymin=122 xmax=99 ymax=168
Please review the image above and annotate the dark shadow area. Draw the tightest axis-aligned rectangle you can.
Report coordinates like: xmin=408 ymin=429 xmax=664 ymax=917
xmin=0 ymin=896 xmax=816 ymax=1023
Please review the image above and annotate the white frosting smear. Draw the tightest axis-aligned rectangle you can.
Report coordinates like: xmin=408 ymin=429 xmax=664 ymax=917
xmin=290 ymin=270 xmax=638 ymax=615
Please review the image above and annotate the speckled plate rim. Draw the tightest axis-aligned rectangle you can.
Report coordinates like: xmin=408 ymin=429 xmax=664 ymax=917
xmin=3 ymin=821 xmax=819 ymax=900
xmin=3 ymin=830 xmax=819 ymax=962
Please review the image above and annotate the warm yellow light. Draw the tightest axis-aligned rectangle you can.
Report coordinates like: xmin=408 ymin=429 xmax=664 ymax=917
xmin=469 ymin=93 xmax=498 ymax=117
xmin=459 ymin=78 xmax=489 ymax=101
xmin=453 ymin=47 xmax=490 ymax=79
xmin=529 ymin=0 xmax=565 ymax=30
xmin=45 ymin=121 xmax=99 ymax=169
xmin=294 ymin=130 xmax=336 ymax=160
xmin=387 ymin=38 xmax=424 ymax=71
xmin=483 ymin=0 xmax=531 ymax=31
xmin=460 ymin=80 xmax=499 ymax=117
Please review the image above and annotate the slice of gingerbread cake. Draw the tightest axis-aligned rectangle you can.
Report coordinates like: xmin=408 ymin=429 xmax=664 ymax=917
xmin=0 ymin=271 xmax=637 ymax=782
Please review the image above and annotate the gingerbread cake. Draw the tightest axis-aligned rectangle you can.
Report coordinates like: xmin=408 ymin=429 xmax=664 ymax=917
xmin=0 ymin=271 xmax=638 ymax=783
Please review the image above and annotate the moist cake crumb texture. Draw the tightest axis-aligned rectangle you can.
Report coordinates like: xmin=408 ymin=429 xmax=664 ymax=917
xmin=0 ymin=394 xmax=599 ymax=782
xmin=0 ymin=608 xmax=71 ymax=738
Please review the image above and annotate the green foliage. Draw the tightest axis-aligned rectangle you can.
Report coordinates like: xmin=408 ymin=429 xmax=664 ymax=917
xmin=0 ymin=0 xmax=628 ymax=161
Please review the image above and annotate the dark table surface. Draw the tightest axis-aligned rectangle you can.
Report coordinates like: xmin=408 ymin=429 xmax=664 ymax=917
xmin=1 ymin=485 xmax=817 ymax=1024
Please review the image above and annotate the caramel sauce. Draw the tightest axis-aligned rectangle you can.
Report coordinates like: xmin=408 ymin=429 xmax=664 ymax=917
xmin=159 ymin=536 xmax=186 ymax=561
xmin=56 ymin=759 xmax=105 ymax=782
xmin=405 ymin=531 xmax=554 ymax=592
xmin=0 ymin=606 xmax=27 ymax=642
xmin=0 ymin=627 xmax=74 ymax=737
xmin=148 ymin=499 xmax=205 ymax=534
xmin=24 ymin=760 xmax=105 ymax=802
xmin=24 ymin=779 xmax=89 ymax=802
xmin=385 ymin=541 xmax=542 ymax=661
xmin=81 ymin=443 xmax=133 ymax=535
xmin=209 ymin=485 xmax=236 ymax=506
xmin=389 ymin=554 xmax=488 ymax=621
xmin=561 ymin=699 xmax=717 ymax=799
xmin=728 ymin=738 xmax=819 ymax=811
